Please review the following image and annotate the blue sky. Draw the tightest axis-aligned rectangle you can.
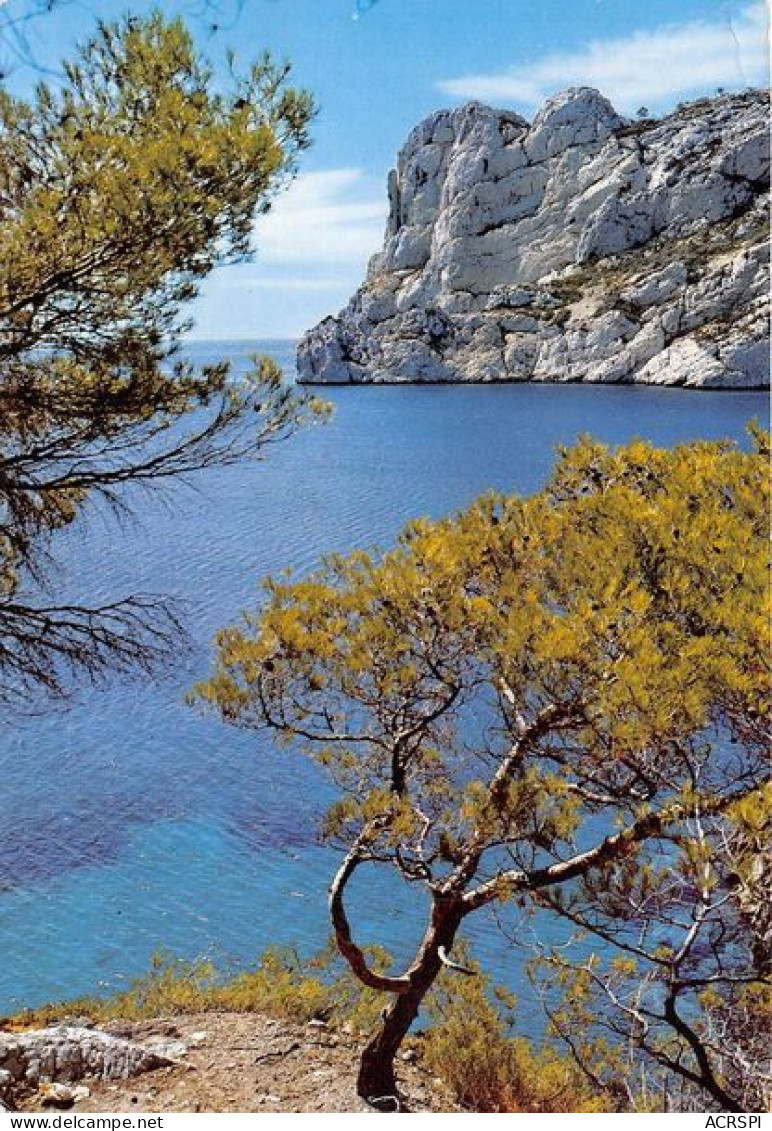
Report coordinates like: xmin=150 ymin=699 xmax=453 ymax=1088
xmin=5 ymin=0 xmax=768 ymax=338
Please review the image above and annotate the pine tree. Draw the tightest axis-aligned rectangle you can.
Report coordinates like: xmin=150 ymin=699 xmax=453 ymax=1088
xmin=0 ymin=14 xmax=318 ymax=705
xmin=196 ymin=432 xmax=770 ymax=1106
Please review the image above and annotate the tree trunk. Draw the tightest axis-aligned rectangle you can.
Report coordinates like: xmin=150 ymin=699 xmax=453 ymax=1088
xmin=356 ymin=896 xmax=463 ymax=1108
xmin=357 ymin=985 xmax=423 ymax=1106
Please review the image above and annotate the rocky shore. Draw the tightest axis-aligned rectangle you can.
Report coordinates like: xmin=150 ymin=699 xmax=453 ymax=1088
xmin=298 ymin=88 xmax=769 ymax=388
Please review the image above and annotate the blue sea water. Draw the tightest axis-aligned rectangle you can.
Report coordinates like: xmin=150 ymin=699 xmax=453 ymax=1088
xmin=1 ymin=339 xmax=768 ymax=1015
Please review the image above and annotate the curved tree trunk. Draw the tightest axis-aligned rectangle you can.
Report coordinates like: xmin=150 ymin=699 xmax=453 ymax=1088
xmin=356 ymin=896 xmax=463 ymax=1107
xmin=357 ymin=984 xmax=424 ymax=1106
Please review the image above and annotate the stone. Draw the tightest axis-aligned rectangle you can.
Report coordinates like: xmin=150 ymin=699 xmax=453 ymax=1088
xmin=0 ymin=1025 xmax=175 ymax=1104
xmin=298 ymin=90 xmax=769 ymax=389
xmin=40 ymin=1082 xmax=80 ymax=1108
xmin=621 ymin=262 xmax=688 ymax=308
xmin=141 ymin=1039 xmax=188 ymax=1061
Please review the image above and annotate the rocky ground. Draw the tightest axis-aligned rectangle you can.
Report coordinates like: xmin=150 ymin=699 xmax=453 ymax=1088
xmin=4 ymin=1014 xmax=456 ymax=1114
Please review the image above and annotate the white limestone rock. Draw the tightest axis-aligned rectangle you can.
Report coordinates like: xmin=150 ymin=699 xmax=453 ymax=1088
xmin=621 ymin=262 xmax=689 ymax=308
xmin=636 ymin=338 xmax=729 ymax=387
xmin=297 ymin=89 xmax=769 ymax=388
xmin=0 ymin=1025 xmax=179 ymax=1103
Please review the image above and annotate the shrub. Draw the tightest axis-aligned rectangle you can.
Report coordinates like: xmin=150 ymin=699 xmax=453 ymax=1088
xmin=421 ymin=949 xmax=612 ymax=1113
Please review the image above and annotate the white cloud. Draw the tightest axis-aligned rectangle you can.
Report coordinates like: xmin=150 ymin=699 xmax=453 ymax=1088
xmin=254 ymin=168 xmax=386 ymax=267
xmin=189 ymin=169 xmax=387 ymax=339
xmin=437 ymin=2 xmax=769 ymax=113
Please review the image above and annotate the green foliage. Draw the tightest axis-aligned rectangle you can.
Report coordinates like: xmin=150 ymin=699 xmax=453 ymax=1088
xmin=0 ymin=13 xmax=313 ymax=356
xmin=0 ymin=14 xmax=321 ymax=704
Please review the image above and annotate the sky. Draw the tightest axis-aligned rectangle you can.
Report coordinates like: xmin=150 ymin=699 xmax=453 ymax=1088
xmin=3 ymin=0 xmax=769 ymax=339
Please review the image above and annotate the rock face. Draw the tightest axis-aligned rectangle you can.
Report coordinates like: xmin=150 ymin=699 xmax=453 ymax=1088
xmin=0 ymin=1026 xmax=177 ymax=1104
xmin=298 ymin=89 xmax=769 ymax=388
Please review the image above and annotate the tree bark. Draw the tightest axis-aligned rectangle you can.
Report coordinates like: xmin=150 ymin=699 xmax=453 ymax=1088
xmin=357 ymin=984 xmax=423 ymax=1106
xmin=356 ymin=895 xmax=463 ymax=1107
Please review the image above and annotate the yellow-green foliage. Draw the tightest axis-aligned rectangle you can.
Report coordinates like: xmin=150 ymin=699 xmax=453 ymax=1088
xmin=196 ymin=430 xmax=769 ymax=875
xmin=0 ymin=14 xmax=318 ymax=704
xmin=8 ymin=944 xmax=389 ymax=1034
xmin=0 ymin=15 xmax=312 ymax=339
xmin=107 ymin=948 xmax=333 ymax=1023
xmin=10 ymin=944 xmax=615 ymax=1113
xmin=194 ymin=431 xmax=769 ymax=1111
xmin=422 ymin=952 xmax=611 ymax=1113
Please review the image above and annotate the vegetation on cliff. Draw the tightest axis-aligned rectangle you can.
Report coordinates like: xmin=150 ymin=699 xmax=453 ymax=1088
xmin=8 ymin=945 xmax=613 ymax=1112
xmin=197 ymin=430 xmax=770 ymax=1110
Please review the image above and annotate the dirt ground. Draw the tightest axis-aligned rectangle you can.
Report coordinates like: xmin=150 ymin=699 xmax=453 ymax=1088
xmin=18 ymin=1013 xmax=457 ymax=1114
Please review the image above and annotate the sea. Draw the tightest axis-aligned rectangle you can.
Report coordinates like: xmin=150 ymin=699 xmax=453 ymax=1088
xmin=1 ymin=339 xmax=768 ymax=1015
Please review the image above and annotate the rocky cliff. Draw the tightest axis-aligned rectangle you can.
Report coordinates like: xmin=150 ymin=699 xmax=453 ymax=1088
xmin=297 ymin=88 xmax=769 ymax=388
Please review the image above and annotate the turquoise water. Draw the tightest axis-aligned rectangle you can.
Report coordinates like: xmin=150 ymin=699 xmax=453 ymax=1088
xmin=1 ymin=339 xmax=767 ymax=1014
